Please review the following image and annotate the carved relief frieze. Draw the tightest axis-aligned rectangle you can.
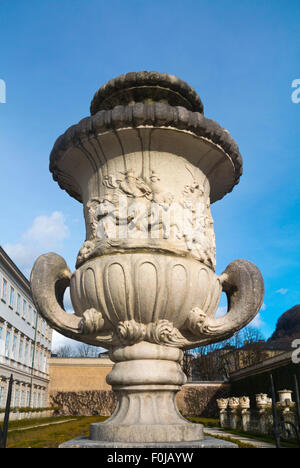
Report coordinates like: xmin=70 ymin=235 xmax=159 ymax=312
xmin=80 ymin=165 xmax=216 ymax=269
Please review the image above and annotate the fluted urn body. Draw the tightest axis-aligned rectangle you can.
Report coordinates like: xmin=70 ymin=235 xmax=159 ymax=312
xmin=31 ymin=72 xmax=264 ymax=447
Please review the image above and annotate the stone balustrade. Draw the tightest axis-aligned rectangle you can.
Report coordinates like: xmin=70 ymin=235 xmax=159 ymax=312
xmin=217 ymin=389 xmax=297 ymax=435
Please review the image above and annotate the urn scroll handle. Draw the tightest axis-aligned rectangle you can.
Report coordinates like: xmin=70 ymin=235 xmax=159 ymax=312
xmin=185 ymin=259 xmax=264 ymax=345
xmin=31 ymin=253 xmax=114 ymax=346
xmin=205 ymin=259 xmax=264 ymax=341
xmin=30 ymin=253 xmax=84 ymax=340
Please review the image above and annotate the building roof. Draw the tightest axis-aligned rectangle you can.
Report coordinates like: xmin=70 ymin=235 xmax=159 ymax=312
xmin=0 ymin=246 xmax=31 ymax=298
xmin=229 ymin=350 xmax=294 ymax=381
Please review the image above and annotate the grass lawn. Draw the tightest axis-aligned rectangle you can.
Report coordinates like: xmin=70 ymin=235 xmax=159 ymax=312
xmin=6 ymin=416 xmax=106 ymax=448
xmin=5 ymin=415 xmax=297 ymax=448
xmin=187 ymin=417 xmax=220 ymax=427
xmin=6 ymin=415 xmax=78 ymax=430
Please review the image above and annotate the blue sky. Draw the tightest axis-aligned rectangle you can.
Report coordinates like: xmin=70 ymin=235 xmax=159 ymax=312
xmin=0 ymin=0 xmax=299 ymax=348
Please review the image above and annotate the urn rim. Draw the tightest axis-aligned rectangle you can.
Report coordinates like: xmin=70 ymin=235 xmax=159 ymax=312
xmin=49 ymin=103 xmax=243 ymax=204
xmin=90 ymin=70 xmax=204 ymax=115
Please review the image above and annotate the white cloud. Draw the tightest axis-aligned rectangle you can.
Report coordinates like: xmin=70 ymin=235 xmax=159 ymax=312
xmin=260 ymin=303 xmax=267 ymax=311
xmin=51 ymin=330 xmax=79 ymax=352
xmin=249 ymin=313 xmax=264 ymax=328
xmin=276 ymin=288 xmax=288 ymax=295
xmin=4 ymin=211 xmax=69 ymax=278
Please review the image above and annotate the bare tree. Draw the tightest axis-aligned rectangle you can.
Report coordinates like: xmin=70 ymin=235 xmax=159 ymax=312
xmin=191 ymin=325 xmax=266 ymax=380
xmin=53 ymin=345 xmax=74 ymax=357
xmin=181 ymin=351 xmax=194 ymax=380
xmin=75 ymin=343 xmax=100 ymax=358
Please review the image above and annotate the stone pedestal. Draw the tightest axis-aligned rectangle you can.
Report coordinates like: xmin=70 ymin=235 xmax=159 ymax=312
xmin=219 ymin=410 xmax=228 ymax=428
xmin=241 ymin=410 xmax=250 ymax=432
xmin=60 ymin=343 xmax=238 ymax=448
xmin=59 ymin=437 xmax=237 ymax=448
xmin=89 ymin=342 xmax=203 ymax=444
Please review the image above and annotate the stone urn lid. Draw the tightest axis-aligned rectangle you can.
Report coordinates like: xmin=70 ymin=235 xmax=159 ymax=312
xmin=90 ymin=71 xmax=204 ymax=114
xmin=49 ymin=71 xmax=243 ymax=204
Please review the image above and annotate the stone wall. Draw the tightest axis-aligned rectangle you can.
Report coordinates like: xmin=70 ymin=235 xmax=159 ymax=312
xmin=48 ymin=358 xmax=113 ymax=395
xmin=50 ymin=390 xmax=117 ymax=416
xmin=49 ymin=358 xmax=230 ymax=418
xmin=176 ymin=382 xmax=230 ymax=418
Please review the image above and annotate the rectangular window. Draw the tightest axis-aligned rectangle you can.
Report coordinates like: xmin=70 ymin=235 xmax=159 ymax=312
xmin=14 ymin=389 xmax=19 ymax=407
xmin=30 ymin=344 xmax=34 ymax=367
xmin=16 ymin=294 xmax=21 ymax=314
xmin=20 ymin=390 xmax=25 ymax=407
xmin=2 ymin=278 xmax=7 ymax=301
xmin=19 ymin=338 xmax=24 ymax=363
xmin=25 ymin=342 xmax=29 ymax=366
xmin=32 ymin=309 xmax=37 ymax=327
xmin=27 ymin=305 xmax=32 ymax=323
xmin=26 ymin=391 xmax=30 ymax=406
xmin=9 ymin=286 xmax=14 ymax=308
xmin=22 ymin=300 xmax=27 ymax=320
xmin=0 ymin=386 xmax=4 ymax=407
xmin=5 ymin=330 xmax=10 ymax=357
xmin=40 ymin=352 xmax=44 ymax=371
xmin=12 ymin=335 xmax=17 ymax=360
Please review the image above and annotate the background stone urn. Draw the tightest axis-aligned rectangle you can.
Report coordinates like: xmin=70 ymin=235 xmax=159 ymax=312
xmin=217 ymin=398 xmax=229 ymax=428
xmin=30 ymin=71 xmax=264 ymax=447
xmin=239 ymin=396 xmax=250 ymax=412
xmin=278 ymin=389 xmax=295 ymax=413
xmin=256 ymin=393 xmax=271 ymax=412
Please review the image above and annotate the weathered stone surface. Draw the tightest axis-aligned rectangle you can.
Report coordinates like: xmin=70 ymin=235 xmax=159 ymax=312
xmin=90 ymin=71 xmax=205 ymax=114
xmin=30 ymin=71 xmax=264 ymax=447
xmin=59 ymin=436 xmax=238 ymax=448
xmin=31 ymin=254 xmax=263 ymax=349
xmin=49 ymin=103 xmax=242 ymax=204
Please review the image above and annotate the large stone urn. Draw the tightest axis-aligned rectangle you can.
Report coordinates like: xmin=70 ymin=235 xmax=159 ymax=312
xmin=30 ymin=71 xmax=264 ymax=447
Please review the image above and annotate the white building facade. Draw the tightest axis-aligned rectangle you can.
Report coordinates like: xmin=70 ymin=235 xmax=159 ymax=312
xmin=0 ymin=247 xmax=52 ymax=409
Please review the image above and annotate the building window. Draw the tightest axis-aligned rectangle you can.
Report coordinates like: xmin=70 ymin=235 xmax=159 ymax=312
xmin=0 ymin=386 xmax=5 ymax=407
xmin=19 ymin=338 xmax=24 ymax=363
xmin=14 ymin=389 xmax=19 ymax=407
xmin=16 ymin=294 xmax=21 ymax=314
xmin=22 ymin=300 xmax=27 ymax=320
xmin=30 ymin=344 xmax=34 ymax=367
xmin=5 ymin=330 xmax=10 ymax=357
xmin=32 ymin=309 xmax=37 ymax=328
xmin=20 ymin=390 xmax=25 ymax=407
xmin=9 ymin=286 xmax=14 ymax=308
xmin=12 ymin=335 xmax=17 ymax=360
xmin=25 ymin=342 xmax=29 ymax=366
xmin=26 ymin=391 xmax=30 ymax=407
xmin=27 ymin=305 xmax=31 ymax=323
xmin=2 ymin=278 xmax=7 ymax=301
xmin=40 ymin=352 xmax=45 ymax=372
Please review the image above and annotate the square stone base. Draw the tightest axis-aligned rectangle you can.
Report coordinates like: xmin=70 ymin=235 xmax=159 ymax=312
xmin=59 ymin=436 xmax=237 ymax=448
